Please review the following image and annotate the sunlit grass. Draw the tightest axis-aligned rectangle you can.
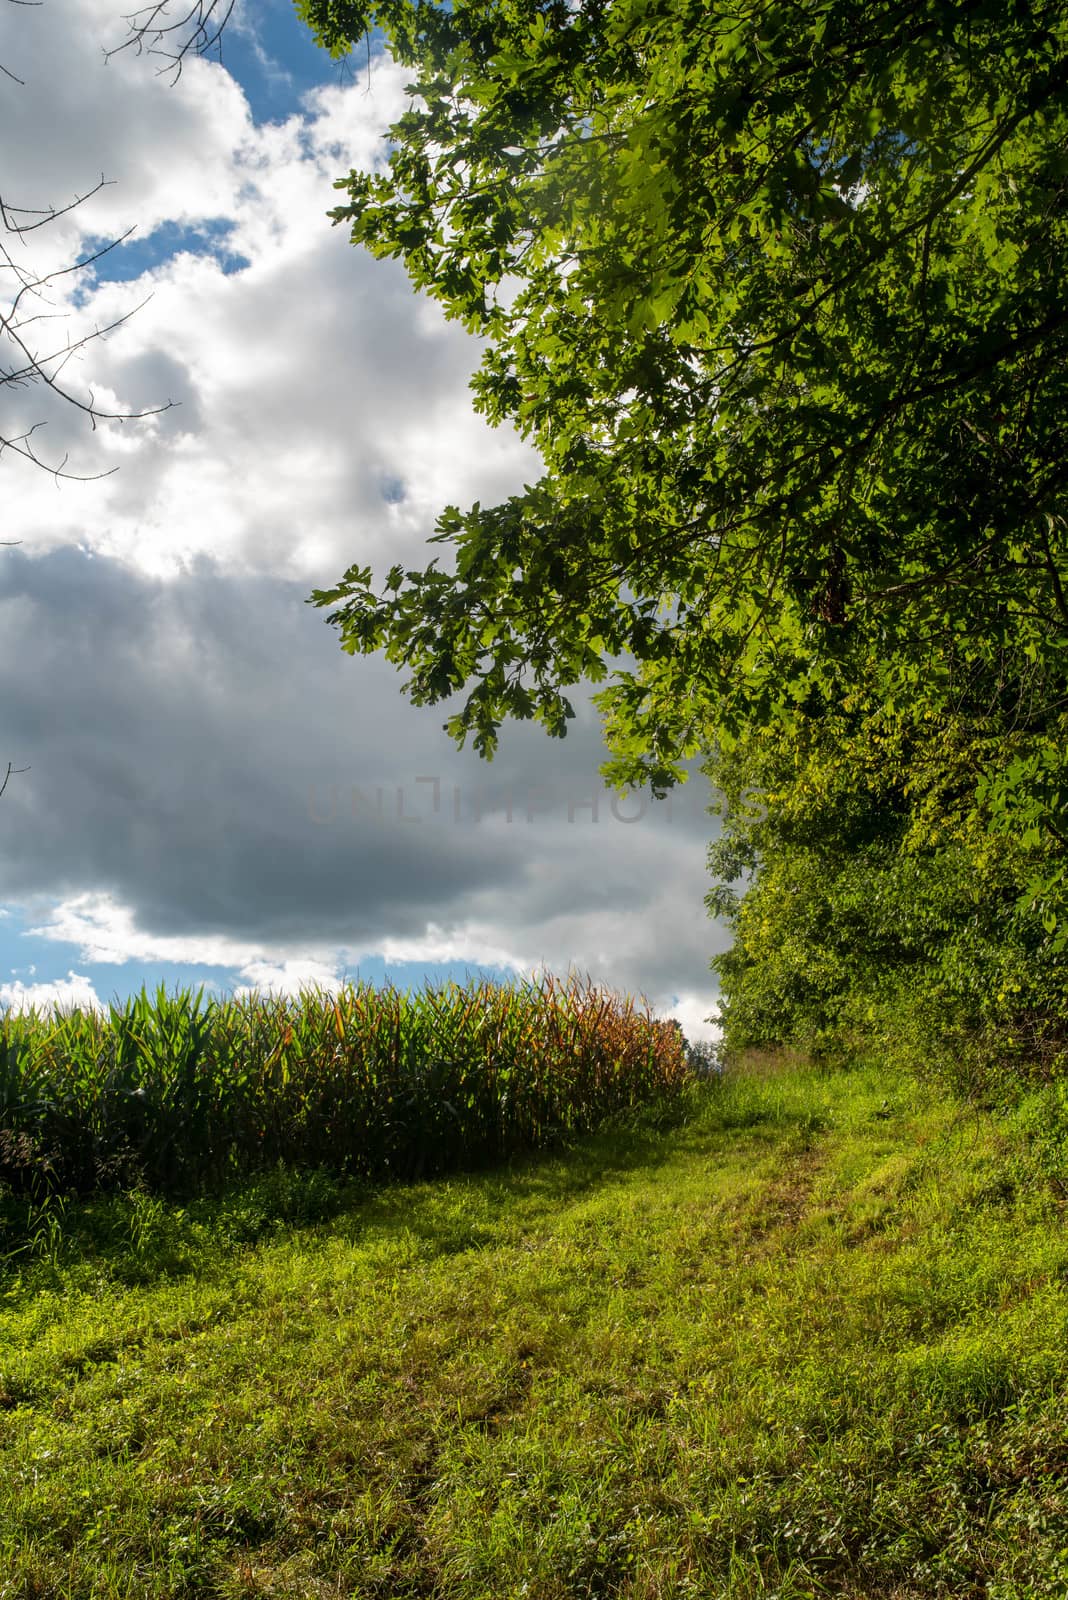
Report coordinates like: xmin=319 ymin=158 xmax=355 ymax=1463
xmin=3 ymin=1057 xmax=1068 ymax=1596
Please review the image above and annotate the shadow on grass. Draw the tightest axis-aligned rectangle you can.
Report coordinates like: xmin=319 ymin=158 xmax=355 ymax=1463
xmin=0 ymin=1067 xmax=842 ymax=1296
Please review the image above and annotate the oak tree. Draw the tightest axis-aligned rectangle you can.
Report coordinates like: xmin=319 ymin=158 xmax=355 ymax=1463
xmin=306 ymin=0 xmax=1068 ymax=876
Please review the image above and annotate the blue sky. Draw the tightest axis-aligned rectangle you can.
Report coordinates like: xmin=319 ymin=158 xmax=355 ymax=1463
xmin=219 ymin=0 xmax=357 ymax=123
xmin=82 ymin=0 xmax=352 ymax=285
xmin=0 ymin=902 xmax=516 ymax=1011
xmin=0 ymin=0 xmax=723 ymax=1039
xmin=82 ymin=218 xmax=252 ymax=284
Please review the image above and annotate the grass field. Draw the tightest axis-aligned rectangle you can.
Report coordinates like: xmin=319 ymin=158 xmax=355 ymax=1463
xmin=3 ymin=1055 xmax=1068 ymax=1598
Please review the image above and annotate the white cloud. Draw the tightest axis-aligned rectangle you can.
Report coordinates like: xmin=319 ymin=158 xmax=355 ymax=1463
xmin=231 ymin=956 xmax=349 ymax=998
xmin=2 ymin=5 xmax=538 ymax=577
xmin=26 ymin=891 xmax=341 ymax=975
xmin=0 ymin=970 xmax=103 ymax=1015
xmin=663 ymin=993 xmax=721 ymax=1045
xmin=377 ymin=923 xmax=529 ymax=973
xmin=24 ymin=893 xmax=530 ymax=995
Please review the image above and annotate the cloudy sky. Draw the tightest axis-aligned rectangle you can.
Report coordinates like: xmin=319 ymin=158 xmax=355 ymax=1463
xmin=0 ymin=0 xmax=725 ymax=1038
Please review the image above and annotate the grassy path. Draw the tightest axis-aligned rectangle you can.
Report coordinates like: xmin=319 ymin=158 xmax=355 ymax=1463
xmin=2 ymin=1059 xmax=1068 ymax=1598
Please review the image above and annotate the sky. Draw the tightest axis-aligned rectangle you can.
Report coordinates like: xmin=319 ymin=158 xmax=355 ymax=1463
xmin=0 ymin=0 xmax=727 ymax=1040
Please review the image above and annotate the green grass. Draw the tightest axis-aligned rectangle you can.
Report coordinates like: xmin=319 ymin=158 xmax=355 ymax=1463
xmin=3 ymin=1057 xmax=1068 ymax=1598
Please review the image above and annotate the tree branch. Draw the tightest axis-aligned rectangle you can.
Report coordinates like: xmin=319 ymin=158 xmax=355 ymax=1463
xmin=105 ymin=0 xmax=236 ymax=82
xmin=0 ymin=760 xmax=29 ymax=800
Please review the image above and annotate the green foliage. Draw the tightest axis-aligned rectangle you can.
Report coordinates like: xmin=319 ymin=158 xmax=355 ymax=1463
xmin=0 ymin=976 xmax=688 ymax=1202
xmin=306 ymin=0 xmax=1068 ymax=905
xmin=295 ymin=0 xmax=1068 ymax=1071
xmin=5 ymin=1057 xmax=1068 ymax=1596
xmin=704 ymin=682 xmax=1068 ymax=1086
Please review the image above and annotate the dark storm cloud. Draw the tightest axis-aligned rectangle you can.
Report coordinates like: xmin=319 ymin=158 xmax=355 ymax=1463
xmin=0 ymin=550 xmax=517 ymax=936
xmin=1 ymin=549 xmax=723 ymax=1003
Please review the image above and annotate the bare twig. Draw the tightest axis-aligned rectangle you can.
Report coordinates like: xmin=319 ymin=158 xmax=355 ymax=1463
xmin=0 ymin=761 xmax=29 ymax=800
xmin=1 ymin=195 xmax=176 ymax=478
xmin=1 ymin=0 xmax=240 ymax=481
xmin=0 ymin=0 xmax=238 ymax=787
xmin=105 ymin=0 xmax=236 ymax=82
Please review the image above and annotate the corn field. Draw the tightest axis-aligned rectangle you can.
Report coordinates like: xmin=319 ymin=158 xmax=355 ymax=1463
xmin=0 ymin=975 xmax=690 ymax=1196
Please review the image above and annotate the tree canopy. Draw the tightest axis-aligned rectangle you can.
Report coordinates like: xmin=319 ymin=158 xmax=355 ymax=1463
xmin=305 ymin=0 xmax=1068 ymax=940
